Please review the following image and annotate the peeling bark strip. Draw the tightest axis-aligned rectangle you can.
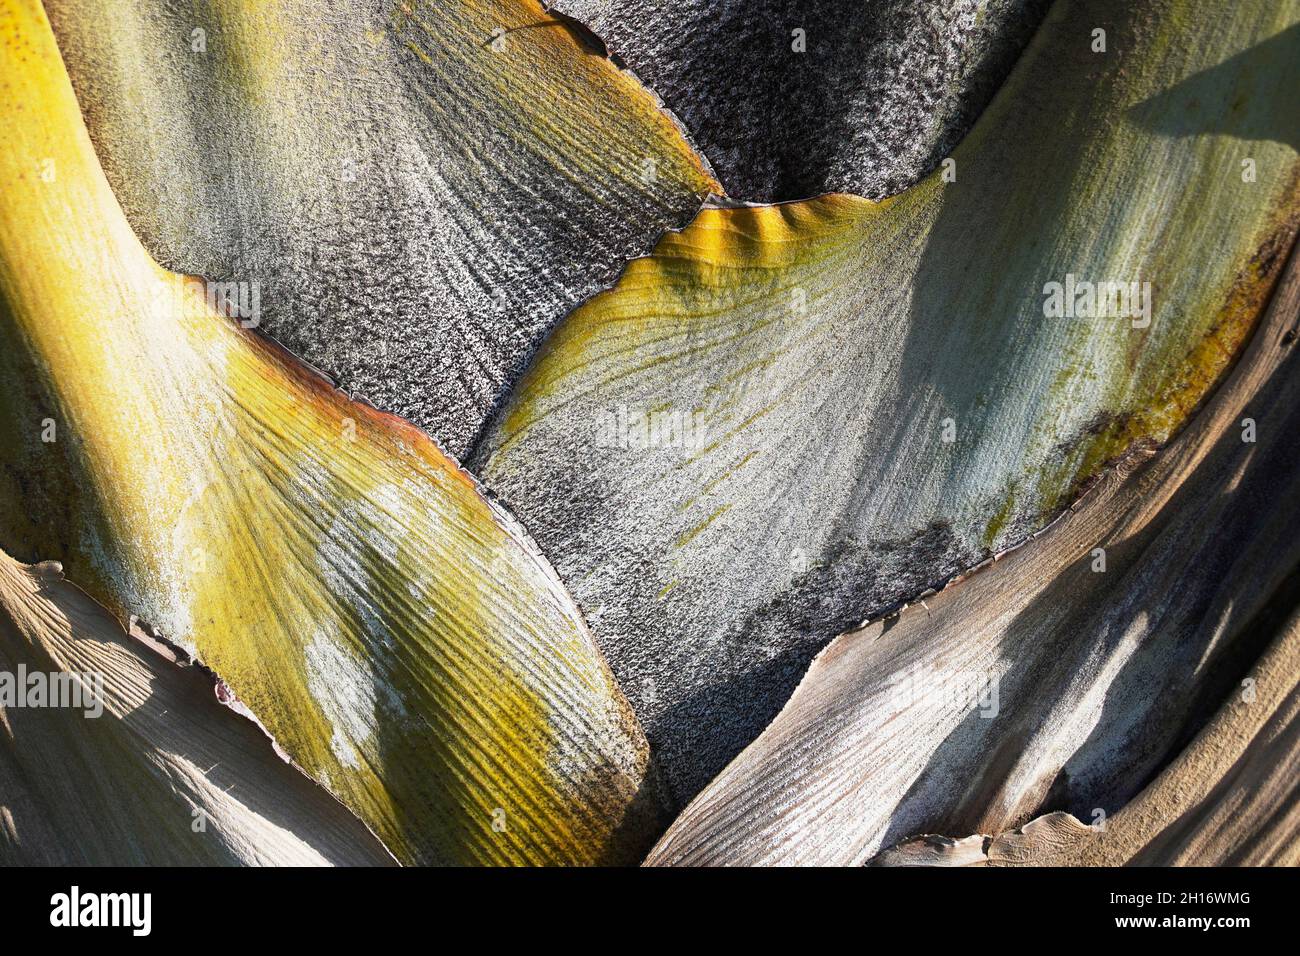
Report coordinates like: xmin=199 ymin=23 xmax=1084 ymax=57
xmin=645 ymin=235 xmax=1300 ymax=866
xmin=475 ymin=0 xmax=1300 ymax=805
xmin=552 ymin=0 xmax=1052 ymax=201
xmin=873 ymin=605 xmax=1300 ymax=866
xmin=45 ymin=0 xmax=720 ymax=457
xmin=0 ymin=551 xmax=394 ymax=866
xmin=0 ymin=0 xmax=662 ymax=866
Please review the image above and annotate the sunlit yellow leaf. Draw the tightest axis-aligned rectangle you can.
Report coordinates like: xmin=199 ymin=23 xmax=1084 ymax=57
xmin=0 ymin=0 xmax=661 ymax=866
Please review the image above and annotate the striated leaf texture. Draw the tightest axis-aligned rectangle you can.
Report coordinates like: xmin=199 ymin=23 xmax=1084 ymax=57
xmin=0 ymin=550 xmax=395 ymax=866
xmin=0 ymin=0 xmax=661 ymax=866
xmin=474 ymin=0 xmax=1300 ymax=803
xmin=45 ymin=0 xmax=720 ymax=456
xmin=873 ymin=604 xmax=1300 ymax=867
xmin=645 ymin=237 xmax=1300 ymax=865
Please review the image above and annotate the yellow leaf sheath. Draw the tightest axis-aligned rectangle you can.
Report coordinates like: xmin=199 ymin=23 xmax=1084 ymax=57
xmin=0 ymin=0 xmax=659 ymax=865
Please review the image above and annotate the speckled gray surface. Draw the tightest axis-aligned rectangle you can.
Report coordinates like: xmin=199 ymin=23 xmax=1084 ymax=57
xmin=473 ymin=0 xmax=1300 ymax=806
xmin=47 ymin=0 xmax=717 ymax=458
xmin=555 ymin=0 xmax=1052 ymax=201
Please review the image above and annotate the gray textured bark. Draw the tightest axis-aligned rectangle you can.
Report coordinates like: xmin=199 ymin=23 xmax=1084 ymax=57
xmin=556 ymin=0 xmax=1051 ymax=200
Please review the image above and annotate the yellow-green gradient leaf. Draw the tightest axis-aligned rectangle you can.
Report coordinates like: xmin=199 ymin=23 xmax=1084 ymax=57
xmin=474 ymin=0 xmax=1300 ymax=803
xmin=0 ymin=0 xmax=660 ymax=866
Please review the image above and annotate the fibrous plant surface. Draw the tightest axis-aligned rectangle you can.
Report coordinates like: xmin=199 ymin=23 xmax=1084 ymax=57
xmin=0 ymin=551 xmax=396 ymax=866
xmin=872 ymin=601 xmax=1300 ymax=867
xmin=1 ymin=0 xmax=663 ymax=865
xmin=647 ymin=243 xmax=1300 ymax=865
xmin=1 ymin=0 xmax=1297 ymax=869
xmin=475 ymin=0 xmax=1300 ymax=803
xmin=554 ymin=0 xmax=1052 ymax=201
xmin=46 ymin=0 xmax=720 ymax=457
